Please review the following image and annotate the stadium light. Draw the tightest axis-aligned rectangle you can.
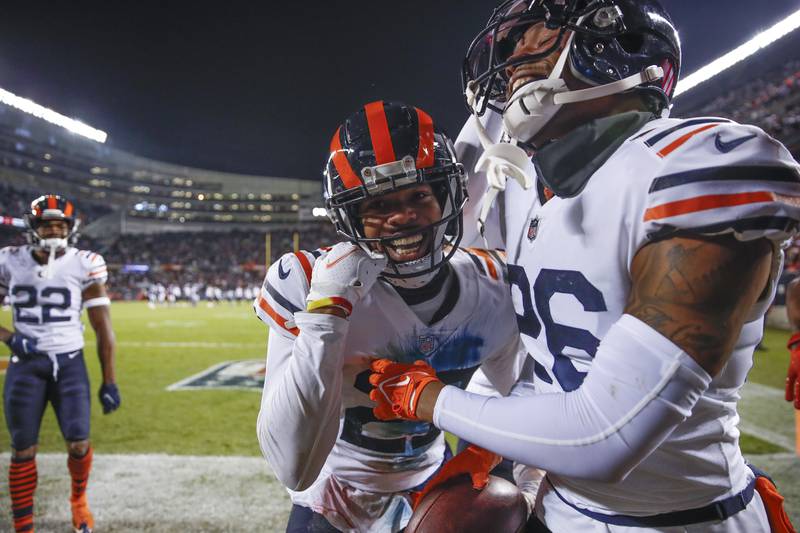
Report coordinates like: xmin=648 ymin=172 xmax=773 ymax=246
xmin=0 ymin=87 xmax=107 ymax=143
xmin=675 ymin=8 xmax=800 ymax=97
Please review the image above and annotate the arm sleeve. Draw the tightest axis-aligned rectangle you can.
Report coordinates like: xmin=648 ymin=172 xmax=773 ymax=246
xmin=256 ymin=311 xmax=350 ymax=491
xmin=433 ymin=315 xmax=711 ymax=483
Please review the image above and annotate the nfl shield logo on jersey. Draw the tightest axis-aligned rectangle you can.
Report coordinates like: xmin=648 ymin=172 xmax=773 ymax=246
xmin=418 ymin=335 xmax=438 ymax=356
xmin=527 ymin=217 xmax=540 ymax=241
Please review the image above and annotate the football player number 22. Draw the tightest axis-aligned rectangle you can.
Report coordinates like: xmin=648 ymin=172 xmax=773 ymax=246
xmin=508 ymin=266 xmax=606 ymax=392
xmin=11 ymin=285 xmax=71 ymax=324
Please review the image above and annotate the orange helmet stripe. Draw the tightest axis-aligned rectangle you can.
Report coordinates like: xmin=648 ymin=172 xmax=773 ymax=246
xmin=415 ymin=108 xmax=435 ymax=169
xmin=47 ymin=196 xmax=57 ymax=209
xmin=330 ymin=126 xmax=361 ymax=190
xmin=63 ymin=201 xmax=74 ymax=216
xmin=364 ymin=101 xmax=396 ymax=165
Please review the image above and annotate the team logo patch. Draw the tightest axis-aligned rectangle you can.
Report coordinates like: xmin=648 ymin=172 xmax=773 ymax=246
xmin=418 ymin=335 xmax=438 ymax=356
xmin=527 ymin=217 xmax=540 ymax=241
xmin=167 ymin=360 xmax=265 ymax=391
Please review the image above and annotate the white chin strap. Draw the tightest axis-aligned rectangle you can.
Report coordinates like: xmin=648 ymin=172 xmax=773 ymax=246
xmin=466 ymin=30 xmax=663 ymax=242
xmin=39 ymin=238 xmax=68 ymax=279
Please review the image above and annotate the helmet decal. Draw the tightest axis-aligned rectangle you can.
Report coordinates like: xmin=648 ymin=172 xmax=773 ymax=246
xmin=330 ymin=126 xmax=361 ymax=190
xmin=415 ymin=108 xmax=435 ymax=168
xmin=364 ymin=100 xmax=398 ymax=166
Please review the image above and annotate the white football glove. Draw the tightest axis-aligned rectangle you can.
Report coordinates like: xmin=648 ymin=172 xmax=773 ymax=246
xmin=306 ymin=242 xmax=387 ymax=317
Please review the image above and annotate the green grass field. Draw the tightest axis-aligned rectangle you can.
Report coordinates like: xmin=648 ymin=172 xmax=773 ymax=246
xmin=0 ymin=301 xmax=798 ymax=526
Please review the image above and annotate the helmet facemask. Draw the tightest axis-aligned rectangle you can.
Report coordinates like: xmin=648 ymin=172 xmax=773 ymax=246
xmin=24 ymin=195 xmax=80 ymax=278
xmin=464 ymin=0 xmax=680 ymax=143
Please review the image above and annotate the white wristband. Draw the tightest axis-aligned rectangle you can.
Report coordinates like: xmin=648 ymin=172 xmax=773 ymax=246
xmin=84 ymin=296 xmax=111 ymax=308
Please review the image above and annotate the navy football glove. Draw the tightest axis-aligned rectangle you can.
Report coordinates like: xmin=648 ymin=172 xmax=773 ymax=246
xmin=98 ymin=383 xmax=121 ymax=414
xmin=5 ymin=332 xmax=42 ymax=357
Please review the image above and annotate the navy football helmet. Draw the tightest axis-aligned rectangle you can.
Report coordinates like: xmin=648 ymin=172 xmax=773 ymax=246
xmin=324 ymin=101 xmax=467 ymax=283
xmin=24 ymin=194 xmax=80 ymax=251
xmin=463 ymin=0 xmax=681 ymax=122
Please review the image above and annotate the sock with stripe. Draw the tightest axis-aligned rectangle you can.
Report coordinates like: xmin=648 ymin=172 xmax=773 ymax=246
xmin=9 ymin=456 xmax=37 ymax=533
xmin=68 ymin=447 xmax=94 ymax=530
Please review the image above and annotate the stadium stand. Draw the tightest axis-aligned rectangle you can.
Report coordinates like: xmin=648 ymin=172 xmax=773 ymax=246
xmin=0 ymin=95 xmax=338 ymax=301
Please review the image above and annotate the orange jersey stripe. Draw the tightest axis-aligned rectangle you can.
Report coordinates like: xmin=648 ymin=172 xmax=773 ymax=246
xmin=257 ymin=296 xmax=299 ymax=336
xmin=657 ymin=123 xmax=720 ymax=158
xmin=365 ymin=101 xmax=396 ymax=165
xmin=468 ymin=248 xmax=499 ymax=280
xmin=644 ymin=191 xmax=774 ymax=221
xmin=415 ymin=107 xmax=435 ymax=168
xmin=293 ymin=251 xmax=313 ymax=285
xmin=330 ymin=126 xmax=361 ymax=189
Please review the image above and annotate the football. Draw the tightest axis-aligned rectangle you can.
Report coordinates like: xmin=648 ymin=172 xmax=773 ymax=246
xmin=406 ymin=474 xmax=528 ymax=533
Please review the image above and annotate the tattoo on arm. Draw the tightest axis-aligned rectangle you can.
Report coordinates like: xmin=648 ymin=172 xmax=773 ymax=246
xmin=626 ymin=235 xmax=772 ymax=375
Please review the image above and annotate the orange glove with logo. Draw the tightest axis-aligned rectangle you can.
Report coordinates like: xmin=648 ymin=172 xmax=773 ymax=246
xmin=368 ymin=358 xmax=440 ymax=421
xmin=786 ymin=332 xmax=800 ymax=410
xmin=411 ymin=445 xmax=502 ymax=509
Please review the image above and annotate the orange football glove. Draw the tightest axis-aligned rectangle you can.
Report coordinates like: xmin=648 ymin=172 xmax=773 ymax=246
xmin=786 ymin=332 xmax=800 ymax=410
xmin=368 ymin=358 xmax=440 ymax=421
xmin=411 ymin=445 xmax=502 ymax=509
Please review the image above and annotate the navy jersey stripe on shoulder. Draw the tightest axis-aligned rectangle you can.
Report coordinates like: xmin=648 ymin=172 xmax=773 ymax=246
xmin=629 ymin=128 xmax=656 ymax=142
xmin=465 ymin=250 xmax=487 ymax=276
xmin=646 ymin=216 xmax=799 ymax=242
xmin=644 ymin=118 xmax=731 ymax=147
xmin=649 ymin=165 xmax=800 ymax=193
xmin=266 ymin=283 xmax=302 ymax=314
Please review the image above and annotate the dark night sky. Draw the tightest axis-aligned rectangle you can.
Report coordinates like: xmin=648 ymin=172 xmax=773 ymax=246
xmin=0 ymin=1 xmax=798 ymax=179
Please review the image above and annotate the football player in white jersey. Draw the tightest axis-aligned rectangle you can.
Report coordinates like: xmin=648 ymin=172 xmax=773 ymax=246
xmin=254 ymin=101 xmax=525 ymax=532
xmin=369 ymin=1 xmax=799 ymax=531
xmin=1 ymin=195 xmax=120 ymax=533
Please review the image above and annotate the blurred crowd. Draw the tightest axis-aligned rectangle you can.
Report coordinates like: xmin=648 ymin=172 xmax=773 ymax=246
xmin=687 ymin=59 xmax=800 ymax=142
xmin=1 ymin=182 xmax=339 ymax=301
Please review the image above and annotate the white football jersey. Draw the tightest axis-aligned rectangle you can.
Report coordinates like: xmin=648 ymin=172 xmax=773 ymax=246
xmin=254 ymin=246 xmax=522 ymax=495
xmin=0 ymin=245 xmax=108 ymax=354
xmin=458 ymin=114 xmax=800 ymax=514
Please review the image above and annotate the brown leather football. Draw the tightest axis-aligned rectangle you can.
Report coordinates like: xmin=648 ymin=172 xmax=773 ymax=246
xmin=406 ymin=474 xmax=528 ymax=533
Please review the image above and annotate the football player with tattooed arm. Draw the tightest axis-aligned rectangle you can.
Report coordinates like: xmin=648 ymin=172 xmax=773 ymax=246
xmin=1 ymin=195 xmax=120 ymax=533
xmin=369 ymin=1 xmax=800 ymax=531
xmin=254 ymin=101 xmax=528 ymax=532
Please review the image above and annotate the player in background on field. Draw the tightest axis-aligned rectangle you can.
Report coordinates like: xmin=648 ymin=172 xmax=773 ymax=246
xmin=1 ymin=195 xmax=121 ymax=533
xmin=370 ymin=1 xmax=799 ymax=531
xmin=254 ymin=101 xmax=527 ymax=532
xmin=784 ymin=278 xmax=800 ymax=411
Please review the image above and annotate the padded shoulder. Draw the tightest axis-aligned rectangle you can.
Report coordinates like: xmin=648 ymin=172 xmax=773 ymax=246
xmin=253 ymin=250 xmax=323 ymax=338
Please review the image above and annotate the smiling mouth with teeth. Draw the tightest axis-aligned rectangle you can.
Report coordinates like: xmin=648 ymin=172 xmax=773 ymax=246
xmin=382 ymin=232 xmax=430 ymax=262
xmin=507 ymin=63 xmax=555 ymax=99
